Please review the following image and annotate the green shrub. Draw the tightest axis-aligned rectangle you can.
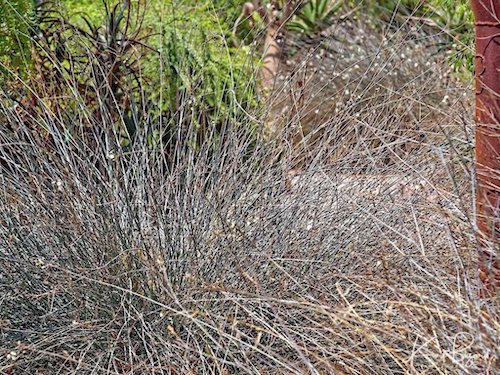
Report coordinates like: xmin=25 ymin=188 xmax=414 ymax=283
xmin=0 ymin=0 xmax=35 ymax=77
xmin=288 ymin=0 xmax=344 ymax=35
xmin=153 ymin=25 xmax=259 ymax=155
xmin=348 ymin=0 xmax=473 ymax=73
xmin=428 ymin=0 xmax=473 ymax=73
xmin=1 ymin=0 xmax=260 ymax=164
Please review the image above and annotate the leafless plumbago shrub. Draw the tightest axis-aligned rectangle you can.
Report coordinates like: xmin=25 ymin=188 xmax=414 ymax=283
xmin=0 ymin=5 xmax=498 ymax=375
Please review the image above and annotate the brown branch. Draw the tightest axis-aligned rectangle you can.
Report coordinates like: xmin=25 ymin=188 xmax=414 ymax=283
xmin=232 ymin=2 xmax=256 ymax=45
xmin=252 ymin=1 xmax=271 ymax=23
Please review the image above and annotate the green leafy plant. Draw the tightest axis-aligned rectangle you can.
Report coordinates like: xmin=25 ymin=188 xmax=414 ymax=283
xmin=157 ymin=26 xmax=259 ymax=157
xmin=287 ymin=0 xmax=344 ymax=35
xmin=5 ymin=0 xmax=151 ymax=150
xmin=377 ymin=0 xmax=473 ymax=73
xmin=0 ymin=0 xmax=36 ymax=78
xmin=370 ymin=0 xmax=425 ymax=17
xmin=427 ymin=0 xmax=473 ymax=73
xmin=3 ymin=0 xmax=259 ymax=164
xmin=76 ymin=0 xmax=151 ymax=139
xmin=351 ymin=0 xmax=473 ymax=73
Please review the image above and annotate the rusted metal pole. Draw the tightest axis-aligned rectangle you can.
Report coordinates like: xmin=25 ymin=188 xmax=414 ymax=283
xmin=470 ymin=0 xmax=500 ymax=297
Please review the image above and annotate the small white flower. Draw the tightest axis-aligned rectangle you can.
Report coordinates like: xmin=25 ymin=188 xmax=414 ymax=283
xmin=7 ymin=351 xmax=18 ymax=361
xmin=106 ymin=151 xmax=117 ymax=160
xmin=34 ymin=258 xmax=45 ymax=267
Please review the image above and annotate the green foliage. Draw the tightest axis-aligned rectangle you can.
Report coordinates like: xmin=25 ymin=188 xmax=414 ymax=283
xmin=0 ymin=0 xmax=35 ymax=77
xmin=139 ymin=0 xmax=259 ymax=152
xmin=0 ymin=0 xmax=259 ymax=157
xmin=1 ymin=0 xmax=150 ymax=149
xmin=349 ymin=0 xmax=474 ymax=73
xmin=60 ymin=0 xmax=257 ymax=110
xmin=157 ymin=27 xmax=258 ymax=153
xmin=365 ymin=0 xmax=426 ymax=17
xmin=428 ymin=0 xmax=471 ymax=31
xmin=427 ymin=0 xmax=473 ymax=73
xmin=288 ymin=0 xmax=344 ymax=35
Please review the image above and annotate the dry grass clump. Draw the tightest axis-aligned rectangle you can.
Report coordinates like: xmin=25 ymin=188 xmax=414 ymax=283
xmin=0 ymin=15 xmax=498 ymax=375
xmin=269 ymin=17 xmax=470 ymax=170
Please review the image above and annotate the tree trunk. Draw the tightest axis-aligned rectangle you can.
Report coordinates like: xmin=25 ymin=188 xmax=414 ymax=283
xmin=261 ymin=22 xmax=283 ymax=92
xmin=233 ymin=1 xmax=304 ymax=138
xmin=234 ymin=1 xmax=303 ymax=92
xmin=470 ymin=0 xmax=500 ymax=297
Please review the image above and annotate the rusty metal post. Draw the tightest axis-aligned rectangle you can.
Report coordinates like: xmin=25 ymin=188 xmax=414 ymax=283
xmin=470 ymin=0 xmax=500 ymax=297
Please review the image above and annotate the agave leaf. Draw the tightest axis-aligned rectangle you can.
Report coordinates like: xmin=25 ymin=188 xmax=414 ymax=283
xmin=301 ymin=3 xmax=315 ymax=21
xmin=302 ymin=16 xmax=316 ymax=29
xmin=101 ymin=0 xmax=109 ymax=15
xmin=287 ymin=19 xmax=311 ymax=33
xmin=81 ymin=15 xmax=98 ymax=35
xmin=324 ymin=0 xmax=343 ymax=21
xmin=317 ymin=0 xmax=328 ymax=18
